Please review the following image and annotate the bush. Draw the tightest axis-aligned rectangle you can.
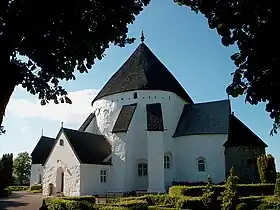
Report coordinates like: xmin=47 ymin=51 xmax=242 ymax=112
xmin=236 ymin=203 xmax=248 ymax=210
xmin=62 ymin=195 xmax=96 ymax=203
xmin=257 ymin=154 xmax=277 ymax=184
xmin=112 ymin=200 xmax=148 ymax=209
xmin=238 ymin=196 xmax=264 ymax=210
xmin=258 ymin=203 xmax=273 ymax=210
xmin=7 ymin=186 xmax=29 ymax=191
xmin=175 ymin=196 xmax=204 ymax=209
xmin=168 ymin=183 xmax=275 ymax=197
xmin=29 ymin=184 xmax=42 ymax=191
xmin=275 ymin=178 xmax=280 ymax=196
xmin=221 ymin=167 xmax=239 ymax=210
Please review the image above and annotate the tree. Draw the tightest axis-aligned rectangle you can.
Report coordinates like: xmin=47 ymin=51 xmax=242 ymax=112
xmin=0 ymin=0 xmax=150 ymax=133
xmin=175 ymin=0 xmax=279 ymax=134
xmin=13 ymin=152 xmax=31 ymax=185
xmin=257 ymin=154 xmax=276 ymax=183
xmin=0 ymin=153 xmax=13 ymax=192
xmin=201 ymin=175 xmax=218 ymax=209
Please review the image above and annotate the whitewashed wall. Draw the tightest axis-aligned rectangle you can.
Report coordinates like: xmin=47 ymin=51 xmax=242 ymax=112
xmin=89 ymin=90 xmax=187 ymax=192
xmin=42 ymin=131 xmax=81 ymax=196
xmin=80 ymin=164 xmax=112 ymax=195
xmin=175 ymin=134 xmax=227 ymax=183
xmin=30 ymin=164 xmax=43 ymax=185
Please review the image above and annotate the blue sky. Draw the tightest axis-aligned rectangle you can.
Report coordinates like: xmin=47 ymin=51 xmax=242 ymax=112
xmin=0 ymin=0 xmax=279 ymax=169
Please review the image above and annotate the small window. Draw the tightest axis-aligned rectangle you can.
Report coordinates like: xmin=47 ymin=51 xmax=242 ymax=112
xmin=164 ymin=155 xmax=171 ymax=169
xmin=138 ymin=163 xmax=148 ymax=176
xmin=197 ymin=159 xmax=206 ymax=172
xmin=100 ymin=170 xmax=107 ymax=183
xmin=59 ymin=139 xmax=64 ymax=146
xmin=133 ymin=92 xmax=138 ymax=99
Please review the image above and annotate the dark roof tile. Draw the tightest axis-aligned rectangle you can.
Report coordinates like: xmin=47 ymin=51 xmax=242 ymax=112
xmin=146 ymin=103 xmax=164 ymax=131
xmin=78 ymin=113 xmax=95 ymax=131
xmin=31 ymin=136 xmax=55 ymax=164
xmin=92 ymin=43 xmax=193 ymax=104
xmin=224 ymin=115 xmax=267 ymax=147
xmin=173 ymin=100 xmax=230 ymax=137
xmin=112 ymin=103 xmax=137 ymax=133
xmin=63 ymin=128 xmax=111 ymax=164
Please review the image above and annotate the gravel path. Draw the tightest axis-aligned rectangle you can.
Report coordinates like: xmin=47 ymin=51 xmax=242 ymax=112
xmin=0 ymin=191 xmax=42 ymax=210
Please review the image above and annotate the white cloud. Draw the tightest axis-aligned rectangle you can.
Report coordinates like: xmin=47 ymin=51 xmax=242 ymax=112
xmin=20 ymin=126 xmax=29 ymax=133
xmin=7 ymin=89 xmax=100 ymax=124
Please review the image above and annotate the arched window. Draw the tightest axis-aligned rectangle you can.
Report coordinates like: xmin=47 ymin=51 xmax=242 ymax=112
xmin=138 ymin=163 xmax=148 ymax=176
xmin=133 ymin=92 xmax=138 ymax=99
xmin=197 ymin=158 xmax=206 ymax=172
xmin=164 ymin=153 xmax=172 ymax=169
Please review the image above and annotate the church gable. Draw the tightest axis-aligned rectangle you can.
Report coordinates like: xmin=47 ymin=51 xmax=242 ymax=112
xmin=43 ymin=129 xmax=80 ymax=166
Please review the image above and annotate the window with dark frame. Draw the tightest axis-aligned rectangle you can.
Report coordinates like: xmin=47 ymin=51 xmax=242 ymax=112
xmin=59 ymin=139 xmax=64 ymax=146
xmin=197 ymin=159 xmax=206 ymax=172
xmin=100 ymin=169 xmax=107 ymax=183
xmin=138 ymin=163 xmax=148 ymax=176
xmin=164 ymin=155 xmax=171 ymax=169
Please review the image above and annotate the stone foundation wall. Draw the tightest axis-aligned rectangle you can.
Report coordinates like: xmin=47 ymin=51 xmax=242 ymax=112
xmin=225 ymin=146 xmax=265 ymax=183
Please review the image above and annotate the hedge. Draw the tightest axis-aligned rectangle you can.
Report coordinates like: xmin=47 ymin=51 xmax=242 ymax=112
xmin=29 ymin=184 xmax=42 ymax=191
xmin=169 ymin=184 xmax=275 ymax=197
xmin=62 ymin=195 xmax=96 ymax=203
xmin=44 ymin=198 xmax=149 ymax=210
xmin=7 ymin=186 xmax=29 ymax=191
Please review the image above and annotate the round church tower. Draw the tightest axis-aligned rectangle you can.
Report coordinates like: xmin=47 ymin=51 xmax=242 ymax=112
xmin=79 ymin=36 xmax=193 ymax=192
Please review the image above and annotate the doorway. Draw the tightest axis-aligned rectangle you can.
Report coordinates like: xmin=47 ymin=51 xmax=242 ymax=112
xmin=56 ymin=167 xmax=64 ymax=193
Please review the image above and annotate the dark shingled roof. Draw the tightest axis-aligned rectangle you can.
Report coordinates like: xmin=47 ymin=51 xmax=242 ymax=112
xmin=146 ymin=103 xmax=164 ymax=131
xmin=173 ymin=100 xmax=230 ymax=137
xmin=92 ymin=43 xmax=193 ymax=104
xmin=78 ymin=113 xmax=95 ymax=131
xmin=224 ymin=115 xmax=268 ymax=147
xmin=31 ymin=136 xmax=55 ymax=164
xmin=63 ymin=128 xmax=112 ymax=164
xmin=112 ymin=103 xmax=137 ymax=133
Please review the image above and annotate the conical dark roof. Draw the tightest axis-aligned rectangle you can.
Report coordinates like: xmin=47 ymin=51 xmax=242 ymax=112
xmin=92 ymin=43 xmax=193 ymax=104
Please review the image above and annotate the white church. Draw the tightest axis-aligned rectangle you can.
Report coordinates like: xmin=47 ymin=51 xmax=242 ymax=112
xmin=30 ymin=36 xmax=267 ymax=197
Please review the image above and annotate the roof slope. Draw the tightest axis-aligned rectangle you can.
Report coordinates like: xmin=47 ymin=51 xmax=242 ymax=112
xmin=146 ymin=103 xmax=164 ymax=131
xmin=31 ymin=136 xmax=55 ymax=164
xmin=224 ymin=115 xmax=268 ymax=147
xmin=92 ymin=43 xmax=193 ymax=104
xmin=63 ymin=128 xmax=111 ymax=164
xmin=78 ymin=113 xmax=95 ymax=131
xmin=112 ymin=103 xmax=137 ymax=133
xmin=173 ymin=100 xmax=230 ymax=137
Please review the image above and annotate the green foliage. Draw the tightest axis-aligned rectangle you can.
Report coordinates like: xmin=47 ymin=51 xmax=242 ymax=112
xmin=275 ymin=179 xmax=280 ymax=196
xmin=168 ymin=183 xmax=275 ymax=197
xmin=44 ymin=197 xmax=149 ymax=210
xmin=13 ymin=152 xmax=31 ymax=185
xmin=236 ymin=203 xmax=248 ymax=210
xmin=221 ymin=167 xmax=239 ymax=210
xmin=7 ymin=185 xmax=29 ymax=191
xmin=175 ymin=196 xmax=204 ymax=209
xmin=29 ymin=184 xmax=42 ymax=191
xmin=0 ymin=0 xmax=150 ymax=133
xmin=174 ymin=0 xmax=279 ymax=134
xmin=62 ymin=195 xmax=96 ymax=203
xmin=0 ymin=153 xmax=13 ymax=194
xmin=257 ymin=154 xmax=277 ymax=184
xmin=201 ymin=175 xmax=218 ymax=209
